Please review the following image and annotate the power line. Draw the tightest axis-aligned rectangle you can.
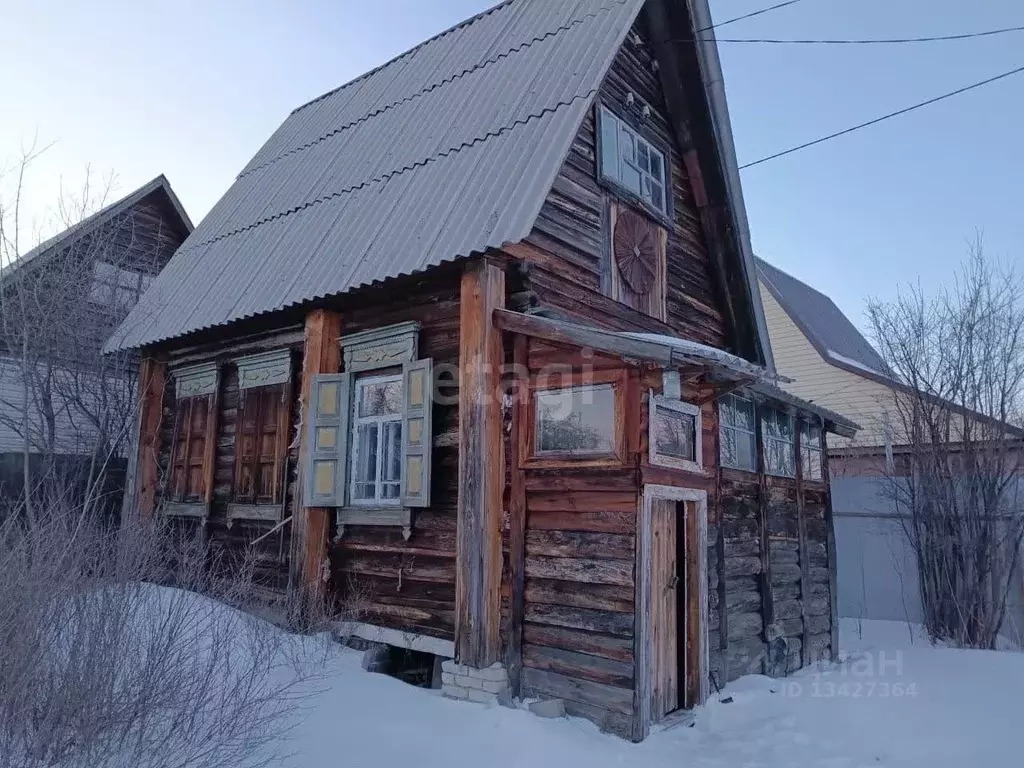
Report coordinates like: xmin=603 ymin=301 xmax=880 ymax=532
xmin=698 ymin=0 xmax=805 ymax=34
xmin=739 ymin=62 xmax=1024 ymax=169
xmin=712 ymin=25 xmax=1024 ymax=45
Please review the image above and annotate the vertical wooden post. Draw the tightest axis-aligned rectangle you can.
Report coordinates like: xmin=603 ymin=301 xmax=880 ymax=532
xmin=455 ymin=258 xmax=505 ymax=668
xmin=821 ymin=426 xmax=840 ymax=660
xmin=794 ymin=420 xmax=812 ymax=666
xmin=291 ymin=309 xmax=342 ymax=599
xmin=505 ymin=333 xmax=527 ymax=692
xmin=754 ymin=405 xmax=774 ymax=669
xmin=136 ymin=356 xmax=166 ymax=520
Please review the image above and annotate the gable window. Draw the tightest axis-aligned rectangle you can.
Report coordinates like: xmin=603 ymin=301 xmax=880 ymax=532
xmin=535 ymin=384 xmax=616 ymax=456
xmin=719 ymin=394 xmax=756 ymax=471
xmin=763 ymin=408 xmax=796 ymax=477
xmin=167 ymin=362 xmax=219 ymax=518
xmin=89 ymin=261 xmax=153 ymax=312
xmin=350 ymin=374 xmax=404 ymax=505
xmin=800 ymin=422 xmax=823 ymax=481
xmin=303 ymin=322 xmax=433 ymax=540
xmin=598 ymin=106 xmax=667 ymax=215
xmin=650 ymin=395 xmax=702 ymax=473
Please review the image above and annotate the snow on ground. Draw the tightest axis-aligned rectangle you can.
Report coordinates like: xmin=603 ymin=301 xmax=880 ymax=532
xmin=277 ymin=617 xmax=1024 ymax=767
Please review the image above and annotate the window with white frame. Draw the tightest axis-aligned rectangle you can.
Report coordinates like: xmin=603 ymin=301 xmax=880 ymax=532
xmin=763 ymin=408 xmax=796 ymax=477
xmin=800 ymin=422 xmax=823 ymax=481
xmin=598 ymin=106 xmax=667 ymax=215
xmin=719 ymin=394 xmax=756 ymax=471
xmin=350 ymin=374 xmax=404 ymax=505
xmin=650 ymin=395 xmax=702 ymax=472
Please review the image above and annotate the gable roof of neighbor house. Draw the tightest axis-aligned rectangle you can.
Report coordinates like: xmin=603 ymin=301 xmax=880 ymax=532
xmin=756 ymin=257 xmax=891 ymax=379
xmin=2 ymin=175 xmax=193 ymax=282
xmin=107 ymin=0 xmax=771 ymax=369
xmin=757 ymin=257 xmax=1024 ymax=440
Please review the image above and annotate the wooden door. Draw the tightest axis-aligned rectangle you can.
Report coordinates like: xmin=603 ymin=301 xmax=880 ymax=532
xmin=649 ymin=498 xmax=680 ymax=720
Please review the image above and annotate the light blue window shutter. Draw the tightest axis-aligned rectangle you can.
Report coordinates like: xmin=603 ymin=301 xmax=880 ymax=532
xmin=401 ymin=358 xmax=433 ymax=508
xmin=304 ymin=373 xmax=351 ymax=508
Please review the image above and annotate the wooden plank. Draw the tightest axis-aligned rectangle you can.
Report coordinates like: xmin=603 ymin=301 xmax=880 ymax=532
xmin=524 ymin=603 xmax=634 ymax=637
xmin=455 ymin=258 xmax=505 ymax=667
xmin=649 ymin=498 xmax=678 ymax=720
xmin=821 ymin=429 xmax=840 ymax=660
xmin=136 ymin=356 xmax=166 ymax=520
xmin=523 ymin=623 xmax=633 ymax=663
xmin=525 ymin=529 xmax=635 ymax=560
xmin=525 ymin=556 xmax=633 ymax=586
xmin=527 ymin=490 xmax=638 ymax=514
xmin=290 ymin=309 xmax=342 ymax=600
xmin=527 ymin=510 xmax=635 ymax=534
xmin=684 ymin=499 xmax=701 ymax=708
xmin=525 ymin=579 xmax=633 ymax=613
xmin=492 ymin=308 xmax=674 ymax=366
xmin=794 ymin=421 xmax=812 ymax=666
xmin=522 ymin=643 xmax=633 ymax=688
xmin=754 ymin=406 xmax=774 ymax=633
xmin=506 ymin=333 xmax=528 ymax=695
xmin=520 ymin=667 xmax=634 ymax=715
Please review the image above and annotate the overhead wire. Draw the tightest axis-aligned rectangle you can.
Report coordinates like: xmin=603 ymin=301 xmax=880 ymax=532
xmin=740 ymin=62 xmax=1024 ymax=169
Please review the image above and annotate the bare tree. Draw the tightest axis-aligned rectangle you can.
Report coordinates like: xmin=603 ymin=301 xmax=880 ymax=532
xmin=867 ymin=239 xmax=1024 ymax=648
xmin=0 ymin=146 xmax=172 ymax=524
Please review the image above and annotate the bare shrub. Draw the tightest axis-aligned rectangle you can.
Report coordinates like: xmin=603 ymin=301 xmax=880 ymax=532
xmin=868 ymin=241 xmax=1024 ymax=648
xmin=0 ymin=501 xmax=332 ymax=768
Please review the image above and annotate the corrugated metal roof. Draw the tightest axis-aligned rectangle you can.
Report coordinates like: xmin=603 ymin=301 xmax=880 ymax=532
xmin=107 ymin=0 xmax=644 ymax=351
xmin=757 ymin=257 xmax=892 ymax=377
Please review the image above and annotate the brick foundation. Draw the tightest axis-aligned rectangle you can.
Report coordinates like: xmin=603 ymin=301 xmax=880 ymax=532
xmin=440 ymin=660 xmax=511 ymax=706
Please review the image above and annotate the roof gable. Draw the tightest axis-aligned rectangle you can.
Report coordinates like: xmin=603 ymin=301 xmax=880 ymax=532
xmin=2 ymin=175 xmax=193 ymax=283
xmin=108 ymin=0 xmax=646 ymax=350
xmin=757 ymin=257 xmax=891 ymax=378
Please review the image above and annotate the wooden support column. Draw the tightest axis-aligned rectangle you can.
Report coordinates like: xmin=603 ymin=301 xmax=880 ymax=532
xmin=291 ymin=309 xmax=342 ymax=599
xmin=135 ymin=356 xmax=166 ymax=520
xmin=794 ymin=420 xmax=812 ymax=666
xmin=754 ymin=405 xmax=774 ymax=661
xmin=505 ymin=333 xmax=528 ymax=692
xmin=821 ymin=427 xmax=841 ymax=660
xmin=455 ymin=258 xmax=505 ymax=668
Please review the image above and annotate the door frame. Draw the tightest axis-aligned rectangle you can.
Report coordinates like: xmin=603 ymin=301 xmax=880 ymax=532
xmin=634 ymin=484 xmax=709 ymax=738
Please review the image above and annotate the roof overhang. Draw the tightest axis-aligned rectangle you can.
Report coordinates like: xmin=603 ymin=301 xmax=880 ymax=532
xmin=494 ymin=308 xmax=859 ymax=437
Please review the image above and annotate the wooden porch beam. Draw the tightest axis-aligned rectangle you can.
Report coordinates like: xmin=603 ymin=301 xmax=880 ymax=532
xmin=456 ymin=258 xmax=506 ymax=667
xmin=135 ymin=355 xmax=166 ymax=520
xmin=291 ymin=309 xmax=342 ymax=600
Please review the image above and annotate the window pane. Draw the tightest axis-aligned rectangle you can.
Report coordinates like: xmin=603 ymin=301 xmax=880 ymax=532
xmin=650 ymin=151 xmax=664 ymax=182
xmin=722 ymin=396 xmax=754 ymax=431
xmin=804 ymin=447 xmax=823 ymax=481
xmin=637 ymin=142 xmax=650 ymax=172
xmin=737 ymin=431 xmax=756 ymax=471
xmin=655 ymin=407 xmax=695 ymax=461
xmin=766 ymin=438 xmax=795 ymax=477
xmin=620 ymin=162 xmax=642 ymax=195
xmin=358 ymin=379 xmax=403 ymax=417
xmin=536 ymin=384 xmax=615 ymax=455
xmin=650 ymin=182 xmax=664 ymax=213
xmin=352 ymin=422 xmax=379 ymax=501
xmin=619 ymin=129 xmax=636 ymax=165
xmin=600 ymin=108 xmax=619 ymax=181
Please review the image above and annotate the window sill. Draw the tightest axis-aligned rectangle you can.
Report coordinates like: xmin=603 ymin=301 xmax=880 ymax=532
xmin=335 ymin=506 xmax=412 ymax=541
xmin=522 ymin=454 xmax=625 ymax=471
xmin=163 ymin=502 xmax=209 ymax=520
xmin=651 ymin=456 xmax=705 ymax=475
xmin=226 ymin=503 xmax=282 ymax=527
xmin=599 ymin=176 xmax=673 ymax=229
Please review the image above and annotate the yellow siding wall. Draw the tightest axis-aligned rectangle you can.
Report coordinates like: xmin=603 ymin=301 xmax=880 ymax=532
xmin=759 ymin=282 xmax=895 ymax=449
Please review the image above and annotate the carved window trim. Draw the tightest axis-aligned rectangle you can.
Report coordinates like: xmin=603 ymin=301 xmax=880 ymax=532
xmin=166 ymin=362 xmax=219 ymax=520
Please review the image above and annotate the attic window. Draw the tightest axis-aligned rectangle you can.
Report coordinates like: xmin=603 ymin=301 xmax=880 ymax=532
xmin=89 ymin=261 xmax=153 ymax=312
xmin=598 ymin=106 xmax=667 ymax=215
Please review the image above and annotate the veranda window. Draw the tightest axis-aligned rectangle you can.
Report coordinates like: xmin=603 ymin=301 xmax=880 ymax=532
xmin=762 ymin=408 xmax=796 ymax=478
xmin=719 ymin=394 xmax=756 ymax=471
xmin=800 ymin=422 xmax=823 ymax=481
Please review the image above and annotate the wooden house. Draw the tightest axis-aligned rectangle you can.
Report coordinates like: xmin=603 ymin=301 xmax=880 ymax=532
xmin=108 ymin=0 xmax=856 ymax=739
xmin=0 ymin=176 xmax=192 ymax=503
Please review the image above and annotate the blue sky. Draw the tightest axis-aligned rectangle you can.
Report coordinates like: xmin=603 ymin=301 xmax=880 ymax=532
xmin=2 ymin=0 xmax=1022 ymax=333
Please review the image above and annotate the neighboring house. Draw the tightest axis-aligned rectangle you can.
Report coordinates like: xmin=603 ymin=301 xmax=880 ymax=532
xmin=109 ymin=0 xmax=856 ymax=739
xmin=0 ymin=175 xmax=192 ymax=503
xmin=757 ymin=257 xmax=1024 ymax=633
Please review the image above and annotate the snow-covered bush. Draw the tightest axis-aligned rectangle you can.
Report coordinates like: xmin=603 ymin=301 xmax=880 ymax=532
xmin=0 ymin=505 xmax=330 ymax=768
